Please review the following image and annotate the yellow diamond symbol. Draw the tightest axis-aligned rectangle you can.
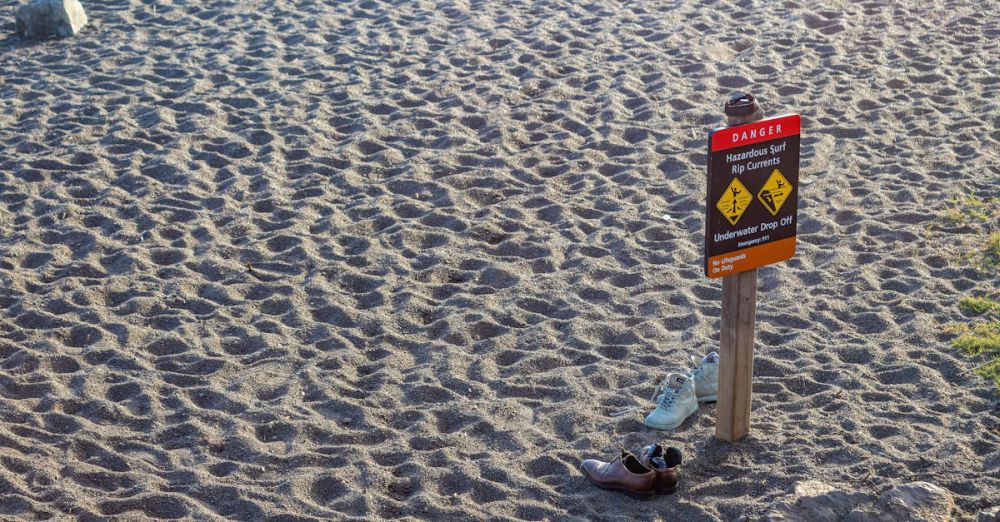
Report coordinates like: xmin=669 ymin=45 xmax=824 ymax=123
xmin=757 ymin=169 xmax=792 ymax=216
xmin=716 ymin=178 xmax=753 ymax=226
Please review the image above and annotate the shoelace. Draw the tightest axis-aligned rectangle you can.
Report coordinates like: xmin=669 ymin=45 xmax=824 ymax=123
xmin=610 ymin=376 xmax=682 ymax=417
xmin=651 ymin=378 xmax=680 ymax=406
xmin=609 ymin=366 xmax=700 ymax=418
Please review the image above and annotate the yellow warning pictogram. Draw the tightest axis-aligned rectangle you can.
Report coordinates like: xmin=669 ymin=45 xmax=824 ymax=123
xmin=757 ymin=169 xmax=792 ymax=216
xmin=716 ymin=178 xmax=753 ymax=226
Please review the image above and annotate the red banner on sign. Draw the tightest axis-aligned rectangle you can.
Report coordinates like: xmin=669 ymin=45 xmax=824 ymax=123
xmin=711 ymin=114 xmax=800 ymax=152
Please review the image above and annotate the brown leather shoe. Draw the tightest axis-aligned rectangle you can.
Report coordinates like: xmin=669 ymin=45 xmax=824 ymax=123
xmin=581 ymin=451 xmax=657 ymax=499
xmin=639 ymin=444 xmax=681 ymax=494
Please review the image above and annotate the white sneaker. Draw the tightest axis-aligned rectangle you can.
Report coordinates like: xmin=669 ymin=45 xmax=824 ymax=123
xmin=690 ymin=351 xmax=719 ymax=403
xmin=644 ymin=373 xmax=698 ymax=431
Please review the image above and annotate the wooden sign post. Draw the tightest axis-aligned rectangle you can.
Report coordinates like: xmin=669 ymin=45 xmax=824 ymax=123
xmin=705 ymin=93 xmax=800 ymax=442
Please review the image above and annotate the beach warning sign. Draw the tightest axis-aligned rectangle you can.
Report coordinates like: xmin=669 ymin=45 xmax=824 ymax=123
xmin=705 ymin=114 xmax=800 ymax=278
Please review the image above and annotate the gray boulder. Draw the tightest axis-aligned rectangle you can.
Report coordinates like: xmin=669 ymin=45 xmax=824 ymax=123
xmin=876 ymin=482 xmax=954 ymax=522
xmin=978 ymin=506 xmax=1000 ymax=522
xmin=759 ymin=481 xmax=955 ymax=522
xmin=761 ymin=480 xmax=874 ymax=522
xmin=15 ymin=0 xmax=88 ymax=39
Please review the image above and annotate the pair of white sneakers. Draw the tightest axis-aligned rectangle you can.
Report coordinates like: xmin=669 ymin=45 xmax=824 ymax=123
xmin=643 ymin=352 xmax=720 ymax=431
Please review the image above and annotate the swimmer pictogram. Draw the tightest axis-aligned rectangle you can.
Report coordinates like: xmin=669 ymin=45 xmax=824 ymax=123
xmin=757 ymin=169 xmax=792 ymax=216
xmin=715 ymin=178 xmax=752 ymax=226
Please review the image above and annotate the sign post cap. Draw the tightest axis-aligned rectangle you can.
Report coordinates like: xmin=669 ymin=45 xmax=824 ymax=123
xmin=724 ymin=92 xmax=759 ymax=117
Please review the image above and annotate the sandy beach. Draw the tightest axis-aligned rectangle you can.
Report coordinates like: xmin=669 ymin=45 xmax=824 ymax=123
xmin=0 ymin=0 xmax=997 ymax=520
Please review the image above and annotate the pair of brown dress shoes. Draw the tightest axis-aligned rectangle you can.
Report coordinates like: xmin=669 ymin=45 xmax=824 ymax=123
xmin=581 ymin=444 xmax=681 ymax=499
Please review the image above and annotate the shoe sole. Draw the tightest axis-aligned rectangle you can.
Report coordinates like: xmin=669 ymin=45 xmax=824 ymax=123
xmin=644 ymin=405 xmax=698 ymax=431
xmin=582 ymin=467 xmax=655 ymax=500
xmin=643 ymin=418 xmax=685 ymax=431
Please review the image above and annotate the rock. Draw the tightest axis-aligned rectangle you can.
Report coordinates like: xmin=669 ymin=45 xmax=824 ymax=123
xmin=875 ymin=482 xmax=954 ymax=522
xmin=759 ymin=481 xmax=955 ymax=522
xmin=761 ymin=480 xmax=874 ymax=522
xmin=978 ymin=506 xmax=1000 ymax=522
xmin=15 ymin=0 xmax=88 ymax=39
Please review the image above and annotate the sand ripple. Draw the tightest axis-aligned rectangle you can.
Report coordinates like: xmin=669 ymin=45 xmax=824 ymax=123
xmin=0 ymin=0 xmax=997 ymax=519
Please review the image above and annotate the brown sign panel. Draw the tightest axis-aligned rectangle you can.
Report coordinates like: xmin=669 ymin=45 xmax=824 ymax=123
xmin=705 ymin=114 xmax=800 ymax=278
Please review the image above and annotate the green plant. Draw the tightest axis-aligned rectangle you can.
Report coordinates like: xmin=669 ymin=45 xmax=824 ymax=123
xmin=952 ymin=321 xmax=1000 ymax=386
xmin=959 ymin=295 xmax=1000 ymax=316
xmin=960 ymin=231 xmax=1000 ymax=271
xmin=984 ymin=232 xmax=1000 ymax=269
xmin=938 ymin=193 xmax=998 ymax=386
xmin=941 ymin=195 xmax=999 ymax=224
